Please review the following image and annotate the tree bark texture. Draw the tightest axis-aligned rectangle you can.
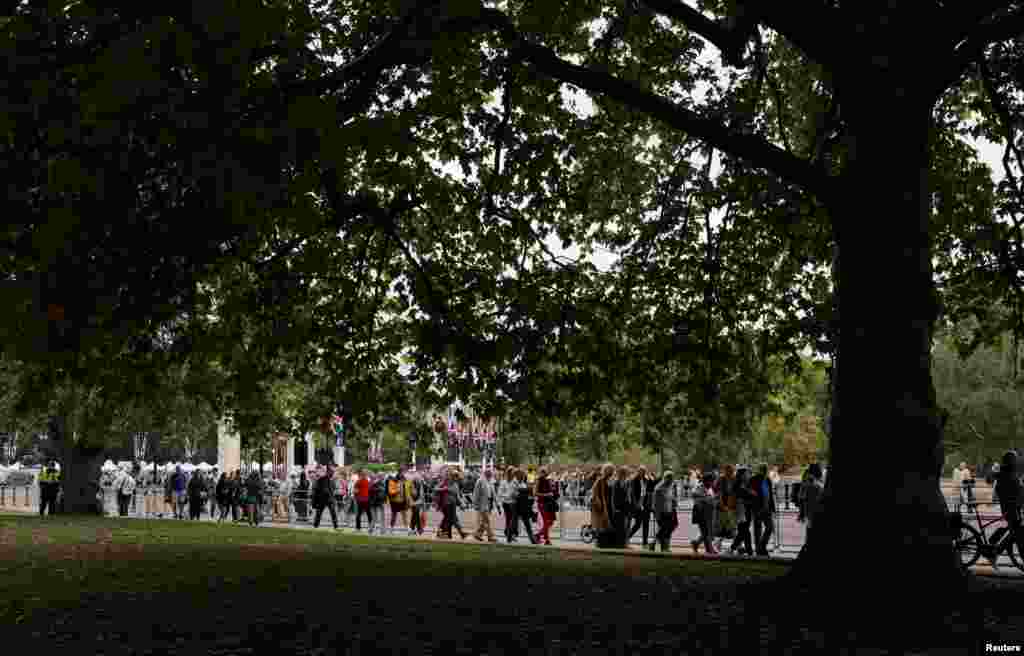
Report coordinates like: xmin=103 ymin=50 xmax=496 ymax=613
xmin=50 ymin=414 xmax=105 ymax=515
xmin=785 ymin=87 xmax=968 ymax=643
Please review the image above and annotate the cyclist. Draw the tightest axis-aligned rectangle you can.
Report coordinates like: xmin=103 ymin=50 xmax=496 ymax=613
xmin=989 ymin=450 xmax=1024 ymax=569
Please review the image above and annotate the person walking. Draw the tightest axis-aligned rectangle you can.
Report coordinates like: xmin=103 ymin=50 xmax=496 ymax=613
xmin=206 ymin=470 xmax=218 ymax=519
xmin=627 ymin=466 xmax=656 ymax=549
xmin=534 ymin=468 xmax=557 ymax=546
xmin=294 ymin=471 xmax=311 ymax=522
xmin=215 ymin=473 xmax=231 ymax=523
xmin=472 ymin=468 xmax=498 ymax=542
xmin=498 ymin=467 xmax=519 ymax=543
xmin=369 ymin=473 xmax=389 ymax=535
xmin=168 ymin=466 xmax=187 ymax=520
xmin=800 ymin=463 xmax=825 ymax=538
xmin=750 ymin=464 xmax=777 ymax=557
xmin=353 ymin=470 xmax=371 ymax=532
xmin=387 ymin=468 xmax=411 ymax=534
xmin=408 ymin=472 xmax=426 ymax=535
xmin=244 ymin=470 xmax=264 ymax=526
xmin=714 ymin=464 xmax=738 ymax=552
xmin=187 ymin=470 xmax=205 ymax=520
xmin=513 ymin=469 xmax=537 ymax=544
xmin=691 ymin=473 xmax=718 ymax=555
xmin=38 ymin=460 xmax=60 ymax=517
xmin=436 ymin=469 xmax=453 ymax=539
xmin=611 ymin=466 xmax=631 ymax=548
xmin=652 ymin=470 xmax=679 ymax=552
xmin=311 ymin=467 xmax=340 ymax=530
xmin=729 ymin=468 xmax=755 ymax=556
xmin=115 ymin=467 xmax=136 ymax=517
xmin=988 ymin=452 xmax=1024 ymax=570
xmin=591 ymin=464 xmax=614 ymax=548
xmin=447 ymin=469 xmax=469 ymax=539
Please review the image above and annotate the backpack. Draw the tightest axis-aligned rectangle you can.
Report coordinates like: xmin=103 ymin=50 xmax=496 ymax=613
xmin=387 ymin=478 xmax=404 ymax=502
xmin=371 ymin=479 xmax=387 ymax=505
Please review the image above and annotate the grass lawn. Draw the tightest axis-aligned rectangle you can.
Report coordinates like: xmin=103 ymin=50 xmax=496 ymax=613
xmin=0 ymin=512 xmax=1018 ymax=654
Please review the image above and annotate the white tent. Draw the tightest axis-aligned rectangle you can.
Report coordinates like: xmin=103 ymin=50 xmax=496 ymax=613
xmin=181 ymin=463 xmax=195 ymax=472
xmin=102 ymin=460 xmax=117 ymax=471
xmin=197 ymin=462 xmax=212 ymax=471
xmin=165 ymin=462 xmax=177 ymax=472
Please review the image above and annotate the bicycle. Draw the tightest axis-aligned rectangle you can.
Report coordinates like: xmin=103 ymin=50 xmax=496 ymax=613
xmin=951 ymin=501 xmax=1024 ymax=572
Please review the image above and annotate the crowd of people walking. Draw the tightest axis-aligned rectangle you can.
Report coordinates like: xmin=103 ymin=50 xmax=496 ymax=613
xmin=37 ymin=456 xmax=838 ymax=559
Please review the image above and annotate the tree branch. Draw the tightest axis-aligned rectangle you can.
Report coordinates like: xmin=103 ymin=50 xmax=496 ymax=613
xmin=943 ymin=5 xmax=1024 ymax=92
xmin=639 ymin=0 xmax=752 ymax=67
xmin=756 ymin=4 xmax=845 ymax=73
xmin=477 ymin=8 xmax=834 ymax=201
xmin=640 ymin=1 xmax=842 ymax=71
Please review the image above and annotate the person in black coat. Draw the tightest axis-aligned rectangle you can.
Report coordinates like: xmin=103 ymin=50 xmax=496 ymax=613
xmin=749 ymin=464 xmax=777 ymax=556
xmin=187 ymin=471 xmax=205 ymax=520
xmin=626 ymin=466 xmax=656 ymax=548
xmin=611 ymin=466 xmax=631 ymax=548
xmin=215 ymin=473 xmax=231 ymax=523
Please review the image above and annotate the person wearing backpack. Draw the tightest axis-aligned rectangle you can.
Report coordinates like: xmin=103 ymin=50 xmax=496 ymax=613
xmin=369 ymin=474 xmax=388 ymax=535
xmin=408 ymin=472 xmax=426 ymax=535
xmin=387 ymin=468 xmax=411 ymax=534
xmin=115 ymin=467 xmax=136 ymax=517
xmin=311 ymin=467 xmax=339 ymax=530
xmin=353 ymin=470 xmax=371 ymax=531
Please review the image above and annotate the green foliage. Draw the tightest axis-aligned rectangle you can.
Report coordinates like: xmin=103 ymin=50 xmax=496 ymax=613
xmin=933 ymin=322 xmax=1024 ymax=465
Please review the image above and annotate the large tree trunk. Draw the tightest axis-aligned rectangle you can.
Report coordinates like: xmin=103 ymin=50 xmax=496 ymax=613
xmin=784 ymin=87 xmax=966 ymax=642
xmin=49 ymin=415 xmax=105 ymax=515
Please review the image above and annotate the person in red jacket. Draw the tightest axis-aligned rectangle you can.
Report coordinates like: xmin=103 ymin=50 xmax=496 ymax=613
xmin=354 ymin=470 xmax=372 ymax=532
